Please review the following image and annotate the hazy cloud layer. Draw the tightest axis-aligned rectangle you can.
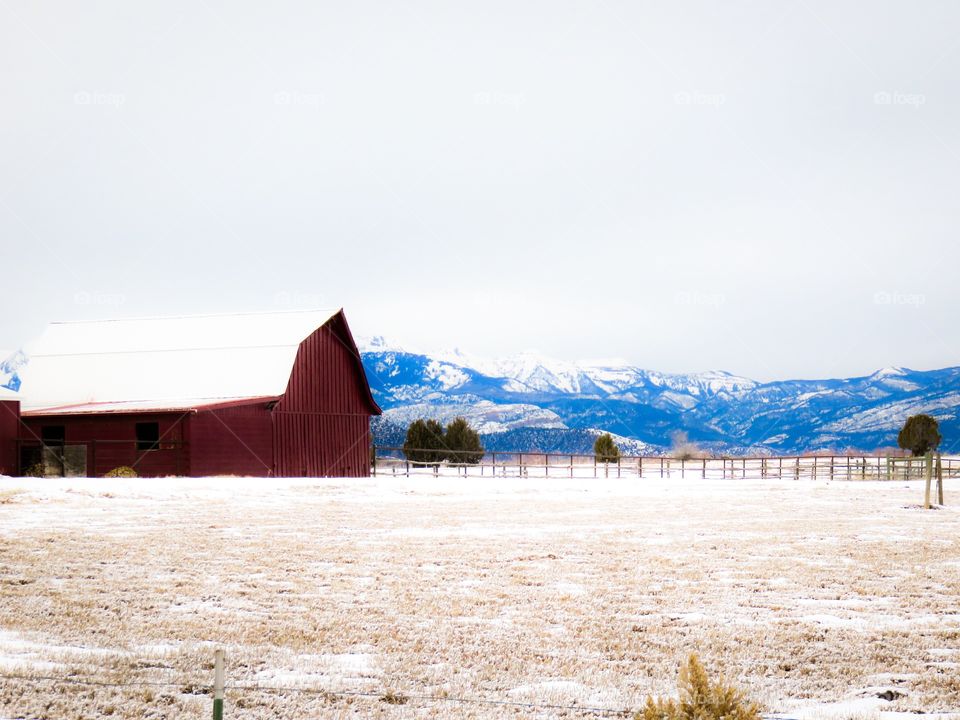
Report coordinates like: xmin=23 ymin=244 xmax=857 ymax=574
xmin=2 ymin=1 xmax=958 ymax=380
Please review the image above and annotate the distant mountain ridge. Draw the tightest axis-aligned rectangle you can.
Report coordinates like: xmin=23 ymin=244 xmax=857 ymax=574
xmin=360 ymin=337 xmax=960 ymax=455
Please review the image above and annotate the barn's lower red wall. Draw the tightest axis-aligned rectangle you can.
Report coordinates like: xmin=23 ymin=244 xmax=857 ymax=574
xmin=18 ymin=403 xmax=370 ymax=478
xmin=20 ymin=413 xmax=189 ymax=477
xmin=187 ymin=404 xmax=274 ymax=477
xmin=0 ymin=400 xmax=20 ymax=476
xmin=273 ymin=412 xmax=370 ymax=477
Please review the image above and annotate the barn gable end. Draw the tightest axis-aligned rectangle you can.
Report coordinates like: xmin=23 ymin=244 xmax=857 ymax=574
xmin=272 ymin=311 xmax=381 ymax=477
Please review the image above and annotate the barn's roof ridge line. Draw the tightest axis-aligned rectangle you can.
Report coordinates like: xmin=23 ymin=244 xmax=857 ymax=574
xmin=47 ymin=307 xmax=343 ymax=325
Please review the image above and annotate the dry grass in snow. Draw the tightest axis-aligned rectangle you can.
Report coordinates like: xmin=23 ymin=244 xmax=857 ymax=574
xmin=0 ymin=474 xmax=958 ymax=719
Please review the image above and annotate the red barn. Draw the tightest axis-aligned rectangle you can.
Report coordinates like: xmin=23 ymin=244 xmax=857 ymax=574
xmin=0 ymin=388 xmax=20 ymax=476
xmin=13 ymin=309 xmax=380 ymax=478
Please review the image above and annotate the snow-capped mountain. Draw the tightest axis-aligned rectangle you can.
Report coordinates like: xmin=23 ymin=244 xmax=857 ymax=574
xmin=359 ymin=338 xmax=960 ymax=455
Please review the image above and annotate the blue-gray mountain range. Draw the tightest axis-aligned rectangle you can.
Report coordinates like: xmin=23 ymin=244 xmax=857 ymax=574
xmin=361 ymin=338 xmax=960 ymax=456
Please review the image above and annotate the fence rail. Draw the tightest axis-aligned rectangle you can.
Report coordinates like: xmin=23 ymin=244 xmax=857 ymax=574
xmin=373 ymin=447 xmax=960 ymax=482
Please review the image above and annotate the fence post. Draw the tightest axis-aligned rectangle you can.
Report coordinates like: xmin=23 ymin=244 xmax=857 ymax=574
xmin=372 ymin=447 xmax=377 ymax=477
xmin=936 ymin=453 xmax=944 ymax=505
xmin=638 ymin=456 xmax=643 ymax=479
xmin=702 ymin=457 xmax=706 ymax=479
xmin=213 ymin=648 xmax=225 ymax=720
xmin=924 ymin=452 xmax=933 ymax=509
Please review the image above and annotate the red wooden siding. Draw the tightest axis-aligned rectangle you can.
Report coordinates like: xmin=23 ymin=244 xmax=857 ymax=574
xmin=272 ymin=313 xmax=377 ymax=477
xmin=20 ymin=412 xmax=189 ymax=477
xmin=187 ymin=403 xmax=274 ymax=477
xmin=0 ymin=400 xmax=20 ymax=476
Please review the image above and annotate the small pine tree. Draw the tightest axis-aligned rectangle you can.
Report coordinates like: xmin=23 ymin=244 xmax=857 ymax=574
xmin=637 ymin=654 xmax=761 ymax=720
xmin=897 ymin=414 xmax=941 ymax=457
xmin=594 ymin=432 xmax=620 ymax=464
xmin=444 ymin=417 xmax=484 ymax=464
xmin=402 ymin=419 xmax=446 ymax=465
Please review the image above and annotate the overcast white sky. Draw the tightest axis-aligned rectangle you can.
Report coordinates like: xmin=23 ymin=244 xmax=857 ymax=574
xmin=2 ymin=1 xmax=958 ymax=381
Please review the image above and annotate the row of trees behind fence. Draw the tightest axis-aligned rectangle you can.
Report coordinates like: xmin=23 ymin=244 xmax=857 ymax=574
xmin=402 ymin=417 xmax=485 ymax=464
xmin=400 ymin=413 xmax=945 ymax=465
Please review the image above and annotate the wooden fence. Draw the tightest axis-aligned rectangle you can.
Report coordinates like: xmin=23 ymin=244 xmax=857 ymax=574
xmin=372 ymin=448 xmax=960 ymax=482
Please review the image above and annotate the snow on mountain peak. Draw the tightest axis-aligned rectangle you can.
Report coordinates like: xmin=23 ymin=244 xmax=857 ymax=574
xmin=871 ymin=366 xmax=907 ymax=378
xmin=356 ymin=335 xmax=409 ymax=354
xmin=0 ymin=349 xmax=27 ymax=392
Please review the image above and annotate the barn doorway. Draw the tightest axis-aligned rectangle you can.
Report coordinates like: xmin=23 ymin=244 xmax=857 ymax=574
xmin=20 ymin=426 xmax=87 ymax=477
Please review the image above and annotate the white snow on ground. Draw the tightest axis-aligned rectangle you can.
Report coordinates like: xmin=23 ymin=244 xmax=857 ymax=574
xmin=0 ymin=474 xmax=958 ymax=719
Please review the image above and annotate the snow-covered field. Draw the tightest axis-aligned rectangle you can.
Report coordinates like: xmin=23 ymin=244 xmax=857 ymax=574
xmin=0 ymin=474 xmax=958 ymax=719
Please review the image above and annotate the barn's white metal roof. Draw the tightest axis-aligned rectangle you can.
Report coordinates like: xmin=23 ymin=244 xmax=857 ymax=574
xmin=17 ymin=309 xmax=340 ymax=413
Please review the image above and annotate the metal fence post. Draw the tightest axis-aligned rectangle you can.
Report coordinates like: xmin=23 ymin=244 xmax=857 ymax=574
xmin=936 ymin=453 xmax=944 ymax=505
xmin=213 ymin=648 xmax=225 ymax=720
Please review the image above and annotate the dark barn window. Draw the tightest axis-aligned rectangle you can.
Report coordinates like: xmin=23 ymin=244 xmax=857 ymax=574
xmin=135 ymin=422 xmax=160 ymax=451
xmin=41 ymin=425 xmax=65 ymax=446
